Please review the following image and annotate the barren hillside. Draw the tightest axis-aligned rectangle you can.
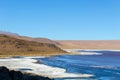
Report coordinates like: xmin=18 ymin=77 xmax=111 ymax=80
xmin=0 ymin=34 xmax=66 ymax=57
xmin=56 ymin=40 xmax=120 ymax=50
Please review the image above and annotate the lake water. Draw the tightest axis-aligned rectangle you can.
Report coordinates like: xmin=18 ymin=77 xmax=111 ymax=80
xmin=39 ymin=50 xmax=120 ymax=80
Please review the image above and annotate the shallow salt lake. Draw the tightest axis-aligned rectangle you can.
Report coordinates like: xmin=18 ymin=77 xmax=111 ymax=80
xmin=39 ymin=50 xmax=120 ymax=80
xmin=0 ymin=57 xmax=93 ymax=79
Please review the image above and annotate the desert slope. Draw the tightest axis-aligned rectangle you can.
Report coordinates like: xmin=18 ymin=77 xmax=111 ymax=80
xmin=2 ymin=31 xmax=120 ymax=50
xmin=56 ymin=40 xmax=120 ymax=50
xmin=0 ymin=34 xmax=66 ymax=57
xmin=0 ymin=31 xmax=55 ymax=44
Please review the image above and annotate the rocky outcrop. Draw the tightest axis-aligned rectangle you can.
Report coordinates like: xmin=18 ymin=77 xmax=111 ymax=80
xmin=0 ymin=66 xmax=53 ymax=80
xmin=0 ymin=66 xmax=11 ymax=80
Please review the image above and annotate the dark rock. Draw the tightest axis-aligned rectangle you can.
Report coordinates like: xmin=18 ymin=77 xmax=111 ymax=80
xmin=24 ymin=74 xmax=53 ymax=80
xmin=10 ymin=70 xmax=23 ymax=80
xmin=0 ymin=66 xmax=53 ymax=80
xmin=0 ymin=66 xmax=11 ymax=80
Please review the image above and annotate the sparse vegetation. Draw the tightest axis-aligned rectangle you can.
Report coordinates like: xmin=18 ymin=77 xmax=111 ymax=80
xmin=0 ymin=34 xmax=66 ymax=57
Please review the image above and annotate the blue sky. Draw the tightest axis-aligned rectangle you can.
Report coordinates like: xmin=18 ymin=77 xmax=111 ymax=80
xmin=0 ymin=0 xmax=120 ymax=40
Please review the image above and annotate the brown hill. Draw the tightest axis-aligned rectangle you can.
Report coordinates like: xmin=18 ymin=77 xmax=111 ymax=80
xmin=56 ymin=40 xmax=120 ymax=50
xmin=0 ymin=31 xmax=20 ymax=37
xmin=0 ymin=31 xmax=56 ymax=44
xmin=0 ymin=34 xmax=66 ymax=57
xmin=2 ymin=31 xmax=120 ymax=50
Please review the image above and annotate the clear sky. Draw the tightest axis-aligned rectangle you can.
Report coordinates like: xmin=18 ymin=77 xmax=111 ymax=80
xmin=0 ymin=0 xmax=120 ymax=40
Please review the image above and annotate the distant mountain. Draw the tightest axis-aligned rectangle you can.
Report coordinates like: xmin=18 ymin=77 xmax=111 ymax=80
xmin=56 ymin=40 xmax=120 ymax=50
xmin=3 ymin=31 xmax=120 ymax=50
xmin=0 ymin=34 xmax=66 ymax=57
xmin=0 ymin=31 xmax=55 ymax=44
xmin=0 ymin=31 xmax=20 ymax=37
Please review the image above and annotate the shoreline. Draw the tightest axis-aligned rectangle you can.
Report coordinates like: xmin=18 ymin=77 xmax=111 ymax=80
xmin=1 ymin=49 xmax=118 ymax=79
xmin=64 ymin=49 xmax=120 ymax=51
xmin=0 ymin=56 xmax=94 ymax=79
xmin=0 ymin=66 xmax=52 ymax=80
xmin=63 ymin=49 xmax=120 ymax=55
xmin=64 ymin=49 xmax=120 ymax=54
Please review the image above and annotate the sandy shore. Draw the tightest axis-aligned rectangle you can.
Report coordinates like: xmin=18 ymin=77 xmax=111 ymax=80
xmin=0 ymin=57 xmax=94 ymax=78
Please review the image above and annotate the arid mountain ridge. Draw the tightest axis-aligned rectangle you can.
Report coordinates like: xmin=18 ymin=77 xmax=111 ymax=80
xmin=1 ymin=31 xmax=120 ymax=50
xmin=0 ymin=31 xmax=55 ymax=44
xmin=0 ymin=32 xmax=66 ymax=57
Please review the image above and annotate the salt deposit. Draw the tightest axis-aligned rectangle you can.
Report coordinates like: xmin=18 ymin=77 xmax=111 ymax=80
xmin=0 ymin=58 xmax=94 ymax=78
xmin=80 ymin=52 xmax=102 ymax=55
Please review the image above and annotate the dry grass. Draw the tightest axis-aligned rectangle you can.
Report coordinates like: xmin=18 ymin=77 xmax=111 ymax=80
xmin=0 ymin=34 xmax=66 ymax=57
